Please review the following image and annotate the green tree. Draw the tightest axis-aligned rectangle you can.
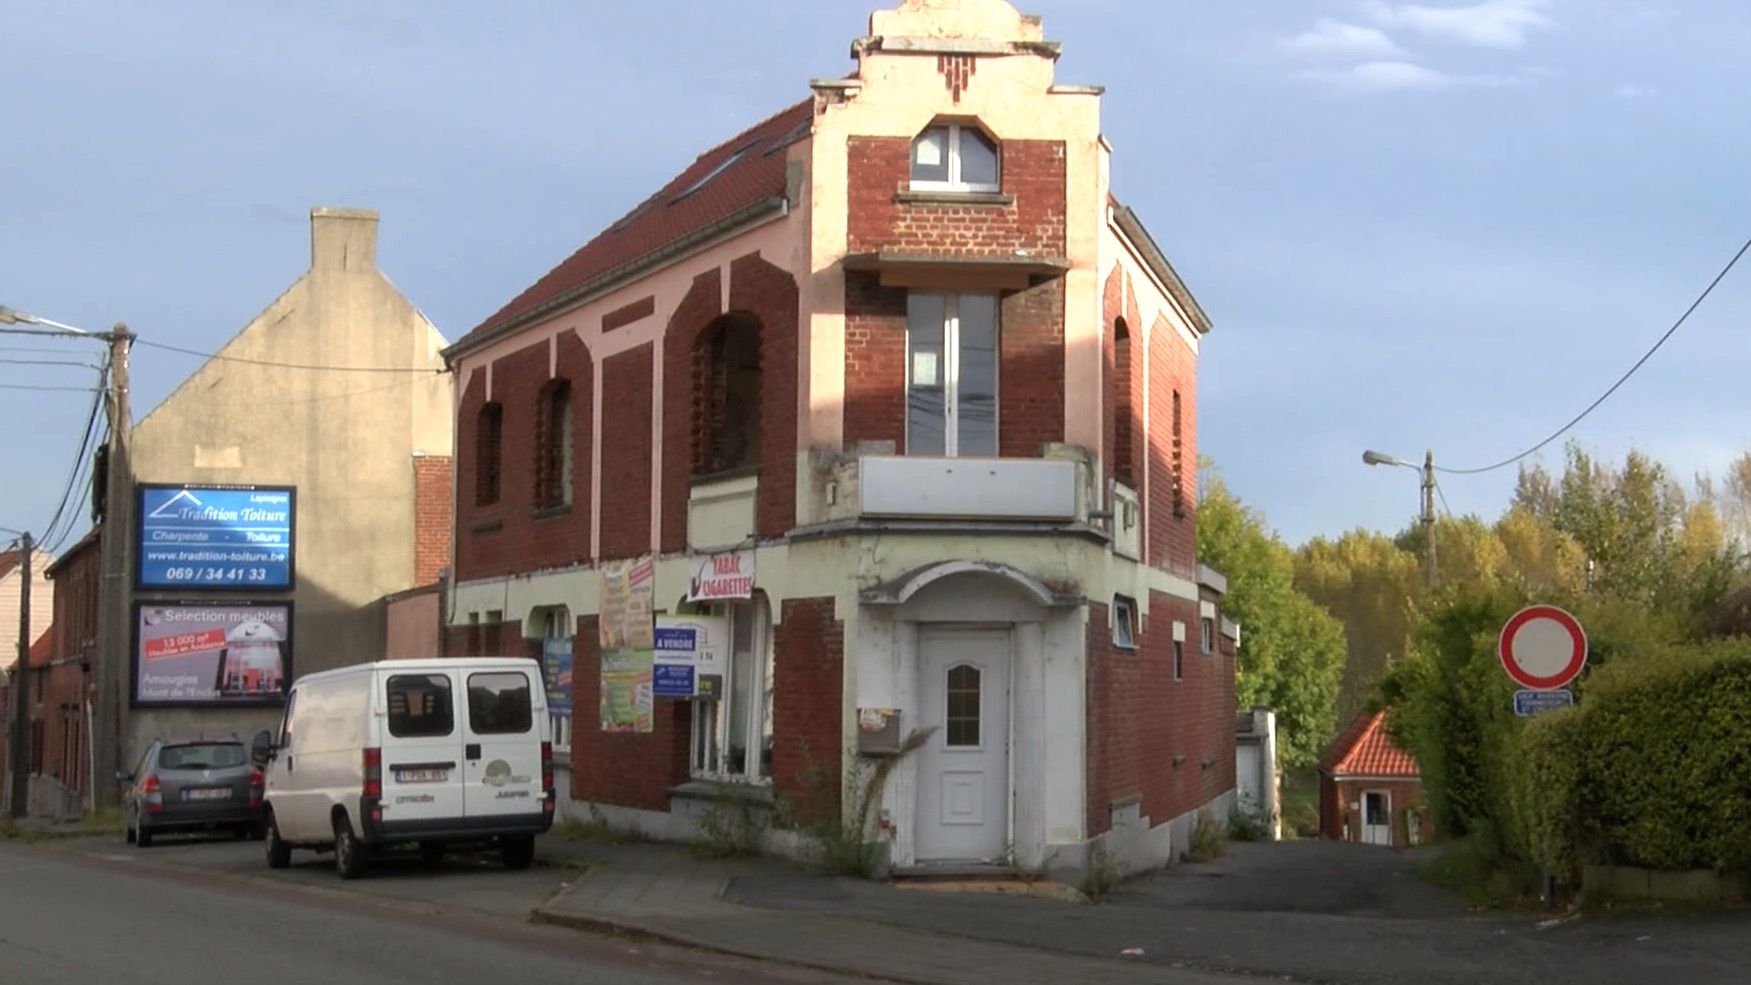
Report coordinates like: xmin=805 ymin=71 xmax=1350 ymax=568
xmin=1293 ymin=530 xmax=1419 ymax=728
xmin=1198 ymin=471 xmax=1347 ymax=770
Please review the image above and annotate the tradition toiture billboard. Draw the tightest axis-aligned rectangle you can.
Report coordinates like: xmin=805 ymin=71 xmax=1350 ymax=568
xmin=136 ymin=484 xmax=297 ymax=591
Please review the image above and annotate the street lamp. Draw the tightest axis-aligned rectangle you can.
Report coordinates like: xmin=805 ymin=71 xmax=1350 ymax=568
xmin=1362 ymin=449 xmax=1436 ymax=588
xmin=0 ymin=305 xmax=97 ymax=337
xmin=0 ymin=525 xmax=33 ymax=819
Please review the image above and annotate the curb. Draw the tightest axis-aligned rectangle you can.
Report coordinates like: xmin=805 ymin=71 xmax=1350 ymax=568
xmin=528 ymin=902 xmax=940 ymax=985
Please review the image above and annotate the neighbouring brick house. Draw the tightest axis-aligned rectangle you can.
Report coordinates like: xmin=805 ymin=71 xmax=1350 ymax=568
xmin=1318 ymin=709 xmax=1432 ymax=848
xmin=442 ymin=0 xmax=1236 ymax=881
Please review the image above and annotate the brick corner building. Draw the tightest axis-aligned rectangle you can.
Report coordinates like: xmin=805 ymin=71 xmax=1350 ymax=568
xmin=442 ymin=0 xmax=1238 ymax=882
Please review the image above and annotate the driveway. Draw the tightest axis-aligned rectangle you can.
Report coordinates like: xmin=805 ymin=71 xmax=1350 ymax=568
xmin=1120 ymin=839 xmax=1468 ymax=919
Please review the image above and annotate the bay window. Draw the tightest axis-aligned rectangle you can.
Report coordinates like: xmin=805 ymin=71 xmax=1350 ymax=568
xmin=906 ymin=292 xmax=998 ymax=457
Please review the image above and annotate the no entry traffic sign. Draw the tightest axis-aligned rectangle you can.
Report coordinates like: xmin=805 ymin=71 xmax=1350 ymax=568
xmin=1498 ymin=604 xmax=1588 ymax=691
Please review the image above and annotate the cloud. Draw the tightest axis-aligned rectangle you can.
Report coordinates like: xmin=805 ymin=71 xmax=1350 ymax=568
xmin=1363 ymin=0 xmax=1554 ymax=49
xmin=1302 ymin=60 xmax=1525 ymax=92
xmin=1277 ymin=18 xmax=1408 ymax=60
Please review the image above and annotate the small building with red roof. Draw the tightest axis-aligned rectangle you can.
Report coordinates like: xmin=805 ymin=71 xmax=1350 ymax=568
xmin=1318 ymin=708 xmax=1432 ymax=848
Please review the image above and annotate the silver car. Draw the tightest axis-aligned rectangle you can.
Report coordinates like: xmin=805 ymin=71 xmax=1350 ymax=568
xmin=118 ymin=737 xmax=266 ymax=847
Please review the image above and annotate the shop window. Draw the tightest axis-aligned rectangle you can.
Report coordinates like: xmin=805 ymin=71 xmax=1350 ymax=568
xmin=690 ymin=593 xmax=774 ymax=782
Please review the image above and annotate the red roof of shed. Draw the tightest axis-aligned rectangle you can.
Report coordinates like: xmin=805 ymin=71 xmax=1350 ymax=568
xmin=1321 ymin=709 xmax=1420 ymax=778
xmin=454 ymin=98 xmax=814 ymax=352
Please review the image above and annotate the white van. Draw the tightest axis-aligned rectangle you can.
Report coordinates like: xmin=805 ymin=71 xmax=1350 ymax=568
xmin=250 ymin=657 xmax=555 ymax=879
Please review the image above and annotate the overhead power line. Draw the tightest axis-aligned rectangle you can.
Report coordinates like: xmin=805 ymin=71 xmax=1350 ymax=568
xmin=1438 ymin=234 xmax=1751 ymax=476
xmin=39 ymin=356 xmax=110 ymax=551
xmin=0 ymin=384 xmax=102 ymax=392
xmin=134 ymin=337 xmax=449 ymax=375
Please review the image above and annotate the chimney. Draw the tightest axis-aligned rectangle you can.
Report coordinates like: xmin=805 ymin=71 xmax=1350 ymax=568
xmin=309 ymin=206 xmax=379 ymax=273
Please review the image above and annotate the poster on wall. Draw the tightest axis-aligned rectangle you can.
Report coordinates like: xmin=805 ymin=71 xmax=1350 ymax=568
xmin=136 ymin=484 xmax=296 ymax=591
xmin=687 ymin=550 xmax=754 ymax=602
xmin=132 ymin=601 xmax=293 ymax=707
xmin=652 ymin=614 xmax=729 ymax=699
xmin=541 ymin=637 xmax=572 ymax=716
xmin=598 ymin=556 xmax=655 ymax=732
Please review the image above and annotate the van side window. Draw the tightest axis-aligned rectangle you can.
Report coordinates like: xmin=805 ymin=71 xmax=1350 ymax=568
xmin=467 ymin=672 xmax=533 ymax=735
xmin=387 ymin=674 xmax=456 ymax=738
xmin=278 ymin=694 xmax=296 ymax=749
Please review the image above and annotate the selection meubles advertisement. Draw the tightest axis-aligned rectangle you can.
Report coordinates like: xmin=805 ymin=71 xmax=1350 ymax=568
xmin=132 ymin=602 xmax=293 ymax=706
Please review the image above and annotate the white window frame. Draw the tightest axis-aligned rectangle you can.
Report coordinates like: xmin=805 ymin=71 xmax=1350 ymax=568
xmin=542 ymin=608 xmax=573 ymax=753
xmin=1200 ymin=617 xmax=1214 ymax=654
xmin=906 ymin=292 xmax=1000 ymax=458
xmin=1112 ymin=596 xmax=1138 ymax=650
xmin=689 ymin=596 xmax=774 ymax=784
xmin=909 ymin=123 xmax=1000 ymax=193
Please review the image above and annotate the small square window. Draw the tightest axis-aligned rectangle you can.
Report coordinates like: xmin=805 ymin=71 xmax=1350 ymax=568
xmin=1112 ymin=596 xmax=1137 ymax=650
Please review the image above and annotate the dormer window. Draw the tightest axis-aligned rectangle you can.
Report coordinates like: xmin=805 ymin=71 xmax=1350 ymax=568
xmin=910 ymin=123 xmax=999 ymax=192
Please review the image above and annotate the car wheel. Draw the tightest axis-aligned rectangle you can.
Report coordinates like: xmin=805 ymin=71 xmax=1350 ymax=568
xmin=333 ymin=814 xmax=368 ymax=880
xmin=419 ymin=842 xmax=445 ymax=866
xmin=264 ymin=810 xmax=292 ymax=869
xmin=500 ymin=834 xmax=535 ymax=871
xmin=136 ymin=823 xmax=154 ymax=848
xmin=124 ymin=811 xmax=136 ymax=845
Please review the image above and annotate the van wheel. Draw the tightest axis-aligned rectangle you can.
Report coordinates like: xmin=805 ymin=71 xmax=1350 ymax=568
xmin=264 ymin=810 xmax=292 ymax=869
xmin=333 ymin=814 xmax=368 ymax=880
xmin=419 ymin=842 xmax=446 ymax=865
xmin=500 ymin=835 xmax=535 ymax=871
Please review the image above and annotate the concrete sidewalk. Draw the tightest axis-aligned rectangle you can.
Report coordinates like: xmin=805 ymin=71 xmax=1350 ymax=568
xmin=530 ymin=838 xmax=1255 ymax=985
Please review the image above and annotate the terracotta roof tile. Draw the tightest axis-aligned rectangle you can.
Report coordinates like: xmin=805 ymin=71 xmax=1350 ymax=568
xmin=1322 ymin=709 xmax=1420 ymax=778
xmin=455 ymin=98 xmax=815 ymax=351
xmin=26 ymin=625 xmax=53 ymax=668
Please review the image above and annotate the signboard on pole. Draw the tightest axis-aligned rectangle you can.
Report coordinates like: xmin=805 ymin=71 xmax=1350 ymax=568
xmin=1498 ymin=604 xmax=1588 ymax=690
xmin=651 ymin=614 xmax=729 ymax=699
xmin=137 ymin=484 xmax=296 ymax=591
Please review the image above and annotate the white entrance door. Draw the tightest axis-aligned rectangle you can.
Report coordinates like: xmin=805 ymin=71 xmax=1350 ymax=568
xmin=1361 ymin=790 xmax=1392 ymax=846
xmin=916 ymin=628 xmax=1010 ymax=863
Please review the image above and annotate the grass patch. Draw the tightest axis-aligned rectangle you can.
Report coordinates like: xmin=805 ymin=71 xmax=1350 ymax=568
xmin=1181 ymin=808 xmax=1228 ymax=863
xmin=1417 ymin=831 xmax=1545 ymax=911
xmin=553 ymin=804 xmax=644 ymax=845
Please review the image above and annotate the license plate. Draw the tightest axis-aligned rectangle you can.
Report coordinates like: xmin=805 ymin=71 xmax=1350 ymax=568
xmin=185 ymin=788 xmax=231 ymax=801
xmin=395 ymin=768 xmax=448 ymax=784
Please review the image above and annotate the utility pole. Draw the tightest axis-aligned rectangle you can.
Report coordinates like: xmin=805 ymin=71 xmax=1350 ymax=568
xmin=1421 ymin=450 xmax=1437 ymax=589
xmin=9 ymin=531 xmax=32 ymax=819
xmin=91 ymin=324 xmax=133 ymax=812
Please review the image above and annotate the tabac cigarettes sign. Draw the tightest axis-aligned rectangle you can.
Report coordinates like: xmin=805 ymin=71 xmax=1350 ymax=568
xmin=687 ymin=550 xmax=754 ymax=602
xmin=132 ymin=601 xmax=293 ymax=707
xmin=137 ymin=484 xmax=297 ymax=590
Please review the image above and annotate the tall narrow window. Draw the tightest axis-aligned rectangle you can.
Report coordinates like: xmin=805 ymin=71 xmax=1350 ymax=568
xmin=1113 ymin=319 xmax=1134 ymax=485
xmin=690 ymin=594 xmax=774 ymax=783
xmin=694 ymin=314 xmax=763 ymax=476
xmin=535 ymin=379 xmax=573 ymax=509
xmin=910 ymin=123 xmax=1000 ymax=192
xmin=475 ymin=402 xmax=504 ymax=507
xmin=1171 ymin=390 xmax=1185 ymax=517
xmin=907 ymin=293 xmax=998 ymax=457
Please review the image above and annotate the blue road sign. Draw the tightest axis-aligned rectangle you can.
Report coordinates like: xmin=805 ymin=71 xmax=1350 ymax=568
xmin=1513 ymin=688 xmax=1574 ymax=717
xmin=137 ymin=485 xmax=296 ymax=590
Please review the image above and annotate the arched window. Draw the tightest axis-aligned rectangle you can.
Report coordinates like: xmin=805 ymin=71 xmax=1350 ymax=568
xmin=910 ymin=122 xmax=999 ymax=193
xmin=1112 ymin=319 xmax=1134 ymax=485
xmin=475 ymin=401 xmax=503 ymax=507
xmin=693 ymin=313 xmax=763 ymax=476
xmin=534 ymin=380 xmax=572 ymax=509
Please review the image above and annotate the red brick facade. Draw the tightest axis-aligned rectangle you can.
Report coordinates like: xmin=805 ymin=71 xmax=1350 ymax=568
xmin=600 ymin=344 xmax=654 ymax=560
xmin=1320 ymin=777 xmax=1432 ymax=848
xmin=846 ymin=137 xmax=1068 ymax=258
xmin=1085 ymin=591 xmax=1236 ymax=839
xmin=412 ymin=454 xmax=452 ymax=586
xmin=771 ymin=598 xmax=844 ymax=823
xmin=1147 ymin=312 xmax=1198 ymax=576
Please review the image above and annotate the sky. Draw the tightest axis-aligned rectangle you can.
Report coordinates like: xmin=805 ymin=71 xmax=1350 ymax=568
xmin=4 ymin=0 xmax=1750 ymax=555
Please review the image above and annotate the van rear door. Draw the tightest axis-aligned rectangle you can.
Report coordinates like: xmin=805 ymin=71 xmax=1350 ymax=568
xmin=379 ymin=669 xmax=466 ymax=831
xmin=460 ymin=667 xmax=543 ymax=823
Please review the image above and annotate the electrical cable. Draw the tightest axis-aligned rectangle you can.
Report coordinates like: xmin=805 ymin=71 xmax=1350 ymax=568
xmin=1437 ymin=234 xmax=1751 ymax=476
xmin=134 ymin=337 xmax=449 ymax=374
xmin=38 ymin=356 xmax=110 ymax=551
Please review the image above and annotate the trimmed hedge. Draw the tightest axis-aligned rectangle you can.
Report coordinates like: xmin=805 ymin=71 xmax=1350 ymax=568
xmin=1507 ymin=640 xmax=1751 ymax=881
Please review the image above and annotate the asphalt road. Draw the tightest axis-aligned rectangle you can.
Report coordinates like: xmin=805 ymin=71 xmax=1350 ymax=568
xmin=0 ymin=838 xmax=862 ymax=985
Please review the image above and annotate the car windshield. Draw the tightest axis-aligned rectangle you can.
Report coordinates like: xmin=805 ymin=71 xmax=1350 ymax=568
xmin=158 ymin=743 xmax=247 ymax=770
